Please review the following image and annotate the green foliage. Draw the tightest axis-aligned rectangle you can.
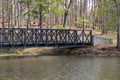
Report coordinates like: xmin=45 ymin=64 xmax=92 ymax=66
xmin=23 ymin=12 xmax=32 ymax=17
xmin=93 ymin=26 xmax=100 ymax=30
xmin=76 ymin=17 xmax=92 ymax=26
xmin=31 ymin=9 xmax=39 ymax=17
xmin=32 ymin=0 xmax=64 ymax=16
xmin=57 ymin=25 xmax=65 ymax=29
xmin=96 ymin=0 xmax=118 ymax=31
xmin=17 ymin=0 xmax=65 ymax=25
xmin=51 ymin=6 xmax=66 ymax=16
xmin=43 ymin=14 xmax=49 ymax=17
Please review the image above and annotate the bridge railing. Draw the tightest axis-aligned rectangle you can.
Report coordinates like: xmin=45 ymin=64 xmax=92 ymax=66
xmin=0 ymin=28 xmax=93 ymax=47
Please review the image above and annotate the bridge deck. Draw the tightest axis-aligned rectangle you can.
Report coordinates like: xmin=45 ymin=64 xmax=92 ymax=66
xmin=0 ymin=28 xmax=93 ymax=47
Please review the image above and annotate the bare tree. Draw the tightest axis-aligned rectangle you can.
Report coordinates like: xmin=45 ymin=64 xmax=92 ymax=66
xmin=1 ymin=0 xmax=5 ymax=28
xmin=63 ymin=0 xmax=73 ymax=28
xmin=113 ymin=0 xmax=120 ymax=49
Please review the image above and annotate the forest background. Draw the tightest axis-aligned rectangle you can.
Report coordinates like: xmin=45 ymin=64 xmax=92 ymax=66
xmin=0 ymin=0 xmax=120 ymax=49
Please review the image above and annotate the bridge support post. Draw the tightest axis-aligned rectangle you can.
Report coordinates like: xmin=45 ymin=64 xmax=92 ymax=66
xmin=82 ymin=30 xmax=85 ymax=45
xmin=65 ymin=30 xmax=67 ymax=46
xmin=35 ymin=29 xmax=38 ymax=47
xmin=0 ymin=29 xmax=1 ymax=47
xmin=55 ymin=30 xmax=58 ymax=46
xmin=90 ymin=30 xmax=94 ymax=45
xmin=24 ymin=29 xmax=27 ymax=47
xmin=74 ymin=30 xmax=77 ymax=46
xmin=46 ymin=29 xmax=48 ymax=46
xmin=11 ymin=29 xmax=14 ymax=47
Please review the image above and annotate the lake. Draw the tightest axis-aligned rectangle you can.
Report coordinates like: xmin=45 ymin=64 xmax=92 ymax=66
xmin=0 ymin=56 xmax=119 ymax=80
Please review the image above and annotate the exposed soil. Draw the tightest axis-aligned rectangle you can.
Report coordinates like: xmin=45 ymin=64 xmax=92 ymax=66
xmin=0 ymin=43 xmax=120 ymax=59
xmin=59 ymin=43 xmax=120 ymax=56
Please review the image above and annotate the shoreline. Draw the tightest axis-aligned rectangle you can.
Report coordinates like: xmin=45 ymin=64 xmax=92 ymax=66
xmin=0 ymin=43 xmax=120 ymax=59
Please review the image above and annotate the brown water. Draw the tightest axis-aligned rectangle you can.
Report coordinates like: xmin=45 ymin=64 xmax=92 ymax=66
xmin=0 ymin=56 xmax=119 ymax=80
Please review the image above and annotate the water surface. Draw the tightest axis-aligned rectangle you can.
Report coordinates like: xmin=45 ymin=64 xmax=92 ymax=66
xmin=0 ymin=56 xmax=119 ymax=80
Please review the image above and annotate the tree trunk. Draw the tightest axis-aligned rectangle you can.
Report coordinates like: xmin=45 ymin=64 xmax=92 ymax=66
xmin=27 ymin=2 xmax=30 ymax=29
xmin=12 ymin=0 xmax=15 ymax=28
xmin=18 ymin=3 xmax=22 ymax=28
xmin=39 ymin=7 xmax=43 ymax=29
xmin=63 ymin=12 xmax=68 ymax=28
xmin=116 ymin=5 xmax=120 ymax=49
xmin=63 ymin=0 xmax=73 ymax=28
xmin=113 ymin=0 xmax=120 ymax=50
xmin=1 ymin=0 xmax=5 ymax=28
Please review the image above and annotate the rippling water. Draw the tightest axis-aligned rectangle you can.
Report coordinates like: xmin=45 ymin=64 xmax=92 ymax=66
xmin=0 ymin=56 xmax=119 ymax=80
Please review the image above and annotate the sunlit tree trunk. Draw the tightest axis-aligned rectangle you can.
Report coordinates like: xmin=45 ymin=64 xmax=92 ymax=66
xmin=18 ymin=2 xmax=22 ymax=28
xmin=12 ymin=0 xmax=15 ymax=28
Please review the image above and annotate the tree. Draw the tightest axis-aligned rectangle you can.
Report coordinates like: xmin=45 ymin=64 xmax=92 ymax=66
xmin=1 ymin=0 xmax=5 ymax=28
xmin=113 ymin=0 xmax=120 ymax=49
xmin=17 ymin=0 xmax=24 ymax=28
xmin=63 ymin=0 xmax=73 ymax=28
xmin=32 ymin=0 xmax=64 ymax=28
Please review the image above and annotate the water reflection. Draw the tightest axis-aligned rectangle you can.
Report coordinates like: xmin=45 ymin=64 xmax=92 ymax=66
xmin=97 ymin=57 xmax=120 ymax=80
xmin=0 ymin=56 xmax=119 ymax=80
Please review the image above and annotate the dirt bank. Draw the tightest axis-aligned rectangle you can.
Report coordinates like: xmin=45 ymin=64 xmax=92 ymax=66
xmin=0 ymin=43 xmax=120 ymax=59
xmin=59 ymin=43 xmax=120 ymax=56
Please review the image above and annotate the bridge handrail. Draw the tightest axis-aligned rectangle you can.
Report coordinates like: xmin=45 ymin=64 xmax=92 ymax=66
xmin=0 ymin=28 xmax=93 ymax=47
xmin=0 ymin=28 xmax=92 ymax=31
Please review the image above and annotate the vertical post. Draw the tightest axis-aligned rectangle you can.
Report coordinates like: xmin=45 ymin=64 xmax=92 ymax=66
xmin=68 ymin=30 xmax=70 ymax=43
xmin=35 ymin=29 xmax=37 ymax=47
xmin=20 ymin=29 xmax=23 ymax=45
xmin=31 ymin=29 xmax=34 ymax=45
xmin=90 ymin=30 xmax=93 ymax=45
xmin=0 ymin=29 xmax=1 ymax=47
xmin=40 ymin=29 xmax=42 ymax=45
xmin=11 ymin=28 xmax=14 ymax=47
xmin=65 ymin=30 xmax=67 ymax=45
xmin=1 ymin=29 xmax=3 ymax=47
xmin=74 ymin=30 xmax=77 ymax=45
xmin=55 ymin=30 xmax=58 ymax=46
xmin=50 ymin=30 xmax=52 ymax=43
xmin=9 ymin=29 xmax=11 ymax=46
xmin=24 ymin=29 xmax=26 ymax=47
xmin=82 ymin=30 xmax=84 ymax=45
xmin=10 ymin=29 xmax=12 ymax=46
xmin=0 ymin=29 xmax=2 ymax=47
xmin=0 ymin=29 xmax=3 ymax=47
xmin=46 ymin=29 xmax=48 ymax=46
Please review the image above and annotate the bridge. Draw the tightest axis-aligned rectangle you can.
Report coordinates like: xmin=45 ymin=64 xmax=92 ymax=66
xmin=0 ymin=28 xmax=93 ymax=47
